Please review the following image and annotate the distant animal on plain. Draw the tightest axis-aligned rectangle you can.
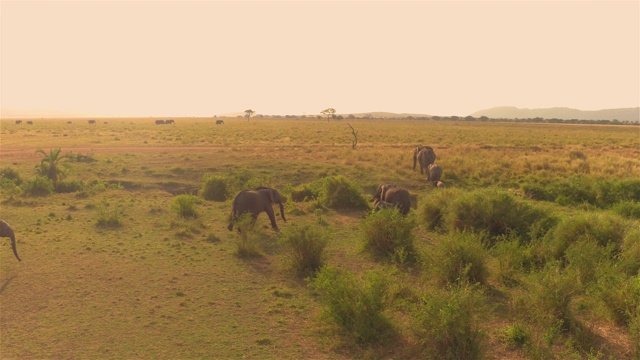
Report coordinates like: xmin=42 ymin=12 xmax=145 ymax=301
xmin=370 ymin=183 xmax=411 ymax=215
xmin=15 ymin=120 xmax=22 ymax=124
xmin=88 ymin=120 xmax=96 ymax=124
xmin=155 ymin=120 xmax=165 ymax=125
xmin=26 ymin=121 xmax=33 ymax=125
xmin=215 ymin=120 xmax=224 ymax=125
xmin=414 ymin=146 xmax=436 ymax=177
xmin=165 ymin=119 xmax=175 ymax=124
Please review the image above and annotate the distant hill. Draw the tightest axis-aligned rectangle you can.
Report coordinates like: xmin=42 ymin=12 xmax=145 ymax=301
xmin=471 ymin=107 xmax=640 ymax=122
xmin=345 ymin=112 xmax=432 ymax=119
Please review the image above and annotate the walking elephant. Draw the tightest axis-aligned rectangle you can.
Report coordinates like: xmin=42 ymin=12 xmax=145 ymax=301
xmin=413 ymin=146 xmax=436 ymax=177
xmin=427 ymin=164 xmax=443 ymax=187
xmin=227 ymin=186 xmax=286 ymax=231
xmin=0 ymin=220 xmax=21 ymax=261
xmin=370 ymin=184 xmax=411 ymax=215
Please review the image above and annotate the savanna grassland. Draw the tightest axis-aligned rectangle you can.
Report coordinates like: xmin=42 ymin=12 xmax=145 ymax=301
xmin=1 ymin=118 xmax=639 ymax=359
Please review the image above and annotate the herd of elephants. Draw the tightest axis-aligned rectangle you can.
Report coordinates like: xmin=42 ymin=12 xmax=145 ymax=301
xmin=226 ymin=145 xmax=443 ymax=232
xmin=0 ymin=146 xmax=443 ymax=261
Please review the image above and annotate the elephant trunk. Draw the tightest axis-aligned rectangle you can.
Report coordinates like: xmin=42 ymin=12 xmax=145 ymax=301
xmin=279 ymin=202 xmax=286 ymax=222
xmin=9 ymin=232 xmax=20 ymax=261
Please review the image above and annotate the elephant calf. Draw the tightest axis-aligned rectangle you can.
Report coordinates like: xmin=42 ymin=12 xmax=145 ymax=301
xmin=370 ymin=183 xmax=411 ymax=215
xmin=428 ymin=164 xmax=443 ymax=187
xmin=0 ymin=220 xmax=21 ymax=261
xmin=227 ymin=187 xmax=286 ymax=232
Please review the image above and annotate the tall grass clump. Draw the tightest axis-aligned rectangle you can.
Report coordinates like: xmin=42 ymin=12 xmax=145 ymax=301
xmin=610 ymin=200 xmax=640 ymax=219
xmin=0 ymin=167 xmax=23 ymax=185
xmin=427 ymin=231 xmax=489 ymax=286
xmin=96 ymin=201 xmax=124 ymax=228
xmin=234 ymin=214 xmax=262 ymax=258
xmin=548 ymin=212 xmax=628 ymax=261
xmin=318 ymin=176 xmax=369 ymax=210
xmin=444 ymin=188 xmax=554 ymax=244
xmin=171 ymin=194 xmax=198 ymax=218
xmin=200 ymin=175 xmax=229 ymax=201
xmin=412 ymin=282 xmax=489 ymax=360
xmin=361 ymin=208 xmax=416 ymax=263
xmin=311 ymin=266 xmax=392 ymax=344
xmin=492 ymin=237 xmax=536 ymax=287
xmin=22 ymin=176 xmax=54 ymax=197
xmin=593 ymin=267 xmax=640 ymax=328
xmin=417 ymin=188 xmax=463 ymax=231
xmin=619 ymin=227 xmax=640 ymax=276
xmin=280 ymin=223 xmax=329 ymax=277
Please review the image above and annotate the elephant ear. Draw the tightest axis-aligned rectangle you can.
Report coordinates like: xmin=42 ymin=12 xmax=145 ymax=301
xmin=268 ymin=189 xmax=276 ymax=203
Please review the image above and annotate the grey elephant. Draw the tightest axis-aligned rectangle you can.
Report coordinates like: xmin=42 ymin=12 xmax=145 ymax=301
xmin=373 ymin=199 xmax=395 ymax=212
xmin=370 ymin=184 xmax=411 ymax=215
xmin=227 ymin=186 xmax=286 ymax=232
xmin=413 ymin=146 xmax=436 ymax=177
xmin=0 ymin=220 xmax=21 ymax=261
xmin=427 ymin=164 xmax=443 ymax=187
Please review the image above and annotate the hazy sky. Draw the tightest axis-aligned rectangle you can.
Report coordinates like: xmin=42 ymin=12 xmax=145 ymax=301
xmin=1 ymin=1 xmax=638 ymax=117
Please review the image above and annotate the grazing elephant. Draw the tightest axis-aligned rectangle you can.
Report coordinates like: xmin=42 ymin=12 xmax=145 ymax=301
xmin=413 ymin=146 xmax=436 ymax=177
xmin=0 ymin=220 xmax=21 ymax=261
xmin=373 ymin=199 xmax=395 ymax=212
xmin=227 ymin=186 xmax=286 ymax=231
xmin=370 ymin=184 xmax=411 ymax=215
xmin=215 ymin=120 xmax=224 ymax=125
xmin=427 ymin=164 xmax=443 ymax=186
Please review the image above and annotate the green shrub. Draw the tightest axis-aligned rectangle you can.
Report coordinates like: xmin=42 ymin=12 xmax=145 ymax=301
xmin=443 ymin=188 xmax=554 ymax=244
xmin=234 ymin=214 xmax=262 ymax=258
xmin=172 ymin=194 xmax=198 ymax=218
xmin=594 ymin=268 xmax=640 ymax=328
xmin=520 ymin=263 xmax=579 ymax=331
xmin=311 ymin=266 xmax=392 ymax=344
xmin=290 ymin=186 xmax=318 ymax=202
xmin=428 ymin=232 xmax=489 ymax=286
xmin=492 ymin=237 xmax=536 ymax=286
xmin=22 ymin=176 xmax=54 ymax=197
xmin=318 ymin=176 xmax=369 ymax=210
xmin=412 ymin=282 xmax=489 ymax=360
xmin=619 ymin=227 xmax=640 ymax=276
xmin=55 ymin=180 xmax=85 ymax=193
xmin=550 ymin=212 xmax=628 ymax=260
xmin=502 ymin=322 xmax=531 ymax=349
xmin=280 ymin=223 xmax=329 ymax=277
xmin=565 ymin=238 xmax=613 ymax=287
xmin=96 ymin=201 xmax=123 ymax=228
xmin=610 ymin=200 xmax=640 ymax=219
xmin=200 ymin=175 xmax=229 ymax=201
xmin=0 ymin=167 xmax=22 ymax=185
xmin=361 ymin=208 xmax=416 ymax=263
xmin=417 ymin=188 xmax=463 ymax=231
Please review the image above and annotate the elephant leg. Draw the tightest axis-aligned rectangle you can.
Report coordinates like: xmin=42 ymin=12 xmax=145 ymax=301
xmin=264 ymin=207 xmax=279 ymax=231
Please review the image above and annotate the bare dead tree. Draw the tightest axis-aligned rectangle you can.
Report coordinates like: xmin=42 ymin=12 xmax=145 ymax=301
xmin=347 ymin=123 xmax=358 ymax=149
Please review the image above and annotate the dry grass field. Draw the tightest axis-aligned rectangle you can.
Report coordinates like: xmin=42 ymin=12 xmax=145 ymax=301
xmin=1 ymin=117 xmax=639 ymax=359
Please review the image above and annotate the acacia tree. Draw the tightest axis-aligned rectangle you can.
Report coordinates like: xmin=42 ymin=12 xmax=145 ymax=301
xmin=245 ymin=109 xmax=255 ymax=122
xmin=321 ymin=108 xmax=336 ymax=122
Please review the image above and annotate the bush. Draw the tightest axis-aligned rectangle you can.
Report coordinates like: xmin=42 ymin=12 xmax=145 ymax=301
xmin=311 ymin=266 xmax=392 ymax=344
xmin=619 ymin=228 xmax=640 ymax=276
xmin=610 ymin=200 xmax=640 ymax=219
xmin=417 ymin=188 xmax=463 ymax=231
xmin=55 ymin=180 xmax=85 ymax=193
xmin=172 ymin=194 xmax=198 ymax=218
xmin=412 ymin=282 xmax=489 ymax=360
xmin=564 ymin=238 xmax=613 ymax=287
xmin=290 ymin=186 xmax=318 ymax=202
xmin=234 ymin=214 xmax=262 ymax=258
xmin=96 ymin=201 xmax=124 ymax=228
xmin=594 ymin=268 xmax=640 ymax=328
xmin=549 ymin=212 xmax=628 ymax=260
xmin=428 ymin=231 xmax=489 ymax=286
xmin=22 ymin=176 xmax=54 ymax=197
xmin=280 ymin=223 xmax=329 ymax=277
xmin=200 ymin=175 xmax=229 ymax=201
xmin=492 ymin=237 xmax=536 ymax=287
xmin=318 ymin=176 xmax=369 ymax=210
xmin=0 ymin=167 xmax=22 ymax=185
xmin=361 ymin=208 xmax=416 ymax=263
xmin=443 ymin=188 xmax=554 ymax=244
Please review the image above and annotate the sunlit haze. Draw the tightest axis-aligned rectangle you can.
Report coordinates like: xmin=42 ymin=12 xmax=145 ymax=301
xmin=1 ymin=1 xmax=638 ymax=118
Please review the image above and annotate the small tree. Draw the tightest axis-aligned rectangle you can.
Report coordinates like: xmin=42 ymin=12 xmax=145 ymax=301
xmin=321 ymin=108 xmax=336 ymax=122
xmin=245 ymin=109 xmax=255 ymax=122
xmin=35 ymin=148 xmax=68 ymax=187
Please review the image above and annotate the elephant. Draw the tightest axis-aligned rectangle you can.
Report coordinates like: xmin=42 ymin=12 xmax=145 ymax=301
xmin=427 ymin=164 xmax=443 ymax=187
xmin=370 ymin=184 xmax=411 ymax=215
xmin=0 ymin=220 xmax=21 ymax=261
xmin=227 ymin=186 xmax=286 ymax=231
xmin=373 ymin=199 xmax=395 ymax=212
xmin=435 ymin=181 xmax=446 ymax=188
xmin=215 ymin=120 xmax=224 ymax=125
xmin=413 ymin=146 xmax=436 ymax=177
